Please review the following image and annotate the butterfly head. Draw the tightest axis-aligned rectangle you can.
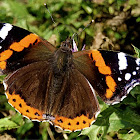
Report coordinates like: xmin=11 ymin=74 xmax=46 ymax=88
xmin=60 ymin=38 xmax=73 ymax=49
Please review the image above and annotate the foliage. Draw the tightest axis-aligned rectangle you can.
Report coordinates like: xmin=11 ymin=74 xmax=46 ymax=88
xmin=0 ymin=0 xmax=140 ymax=139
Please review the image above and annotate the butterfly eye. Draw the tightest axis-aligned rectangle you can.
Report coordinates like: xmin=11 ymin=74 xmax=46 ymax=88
xmin=60 ymin=38 xmax=73 ymax=49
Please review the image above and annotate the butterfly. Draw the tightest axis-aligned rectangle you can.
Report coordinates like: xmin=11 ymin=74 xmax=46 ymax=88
xmin=0 ymin=23 xmax=140 ymax=131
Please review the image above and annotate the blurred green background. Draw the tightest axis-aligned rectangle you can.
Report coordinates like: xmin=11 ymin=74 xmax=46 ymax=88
xmin=0 ymin=0 xmax=140 ymax=139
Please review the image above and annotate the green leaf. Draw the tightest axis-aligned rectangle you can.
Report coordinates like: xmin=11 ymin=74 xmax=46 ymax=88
xmin=82 ymin=5 xmax=92 ymax=14
xmin=16 ymin=120 xmax=34 ymax=135
xmin=81 ymin=96 xmax=140 ymax=139
xmin=136 ymin=17 xmax=140 ymax=22
xmin=5 ymin=0 xmax=28 ymax=18
xmin=0 ymin=117 xmax=19 ymax=132
xmin=133 ymin=45 xmax=140 ymax=58
xmin=81 ymin=108 xmax=111 ymax=139
xmin=11 ymin=113 xmax=24 ymax=126
xmin=81 ymin=123 xmax=106 ymax=140
xmin=109 ymin=7 xmax=114 ymax=14
xmin=129 ymin=0 xmax=137 ymax=5
xmin=118 ymin=129 xmax=140 ymax=140
xmin=107 ymin=112 xmax=126 ymax=132
xmin=131 ymin=131 xmax=140 ymax=140
xmin=0 ymin=75 xmax=6 ymax=83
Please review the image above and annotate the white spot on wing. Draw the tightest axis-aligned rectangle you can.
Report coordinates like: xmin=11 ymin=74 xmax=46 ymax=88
xmin=132 ymin=71 xmax=136 ymax=75
xmin=125 ymin=73 xmax=131 ymax=81
xmin=0 ymin=23 xmax=13 ymax=40
xmin=136 ymin=58 xmax=140 ymax=66
xmin=0 ymin=46 xmax=2 ymax=49
xmin=118 ymin=52 xmax=128 ymax=70
xmin=118 ymin=77 xmax=122 ymax=81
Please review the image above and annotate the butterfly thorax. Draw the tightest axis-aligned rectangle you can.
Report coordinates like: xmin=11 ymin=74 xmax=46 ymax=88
xmin=51 ymin=45 xmax=73 ymax=75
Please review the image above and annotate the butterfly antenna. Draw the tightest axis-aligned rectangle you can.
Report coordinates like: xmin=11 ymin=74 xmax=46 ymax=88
xmin=72 ymin=20 xmax=95 ymax=40
xmin=44 ymin=3 xmax=62 ymax=39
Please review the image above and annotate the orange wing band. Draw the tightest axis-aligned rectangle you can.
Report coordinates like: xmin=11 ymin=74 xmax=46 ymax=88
xmin=89 ymin=50 xmax=117 ymax=99
xmin=53 ymin=114 xmax=95 ymax=131
xmin=5 ymin=90 xmax=45 ymax=121
xmin=0 ymin=33 xmax=40 ymax=70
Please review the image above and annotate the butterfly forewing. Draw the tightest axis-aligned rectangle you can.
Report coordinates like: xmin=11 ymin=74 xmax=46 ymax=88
xmin=73 ymin=50 xmax=140 ymax=104
xmin=0 ymin=23 xmax=56 ymax=74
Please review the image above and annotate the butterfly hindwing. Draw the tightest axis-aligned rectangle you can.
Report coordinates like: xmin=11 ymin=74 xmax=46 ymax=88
xmin=4 ymin=50 xmax=100 ymax=131
xmin=51 ymin=68 xmax=100 ymax=131
xmin=4 ymin=61 xmax=50 ymax=121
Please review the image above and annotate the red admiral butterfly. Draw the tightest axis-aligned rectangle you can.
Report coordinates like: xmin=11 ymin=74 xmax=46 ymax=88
xmin=0 ymin=23 xmax=140 ymax=131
